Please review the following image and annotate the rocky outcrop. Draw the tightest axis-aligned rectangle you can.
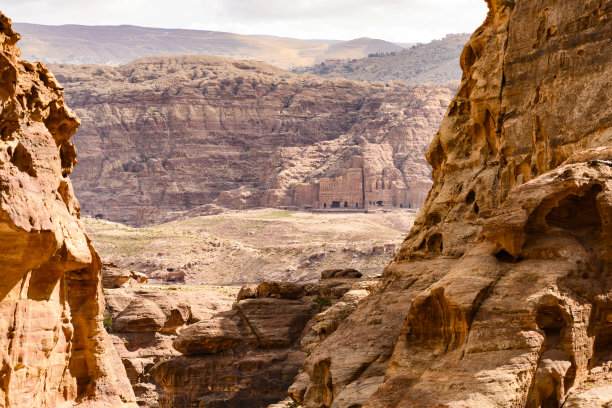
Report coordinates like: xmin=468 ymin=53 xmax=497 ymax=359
xmin=103 ymin=284 xmax=237 ymax=407
xmin=289 ymin=0 xmax=612 ymax=407
xmin=143 ymin=274 xmax=376 ymax=408
xmin=102 ymin=262 xmax=148 ymax=288
xmin=49 ymin=58 xmax=455 ymax=225
xmin=0 ymin=13 xmax=135 ymax=407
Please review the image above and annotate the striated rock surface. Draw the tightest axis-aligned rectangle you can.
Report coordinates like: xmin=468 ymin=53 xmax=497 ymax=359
xmin=0 ymin=13 xmax=135 ymax=407
xmin=103 ymin=284 xmax=238 ymax=407
xmin=289 ymin=0 xmax=612 ymax=407
xmin=173 ymin=318 xmax=242 ymax=355
xmin=147 ymin=275 xmax=376 ymax=408
xmin=49 ymin=57 xmax=455 ymax=225
xmin=102 ymin=262 xmax=148 ymax=288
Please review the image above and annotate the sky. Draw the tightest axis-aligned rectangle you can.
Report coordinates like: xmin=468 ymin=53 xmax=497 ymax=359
xmin=1 ymin=0 xmax=488 ymax=44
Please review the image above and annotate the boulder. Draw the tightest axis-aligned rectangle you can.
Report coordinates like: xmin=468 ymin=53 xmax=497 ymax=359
xmin=113 ymin=298 xmax=167 ymax=333
xmin=102 ymin=263 xmax=133 ymax=288
xmin=237 ymin=284 xmax=258 ymax=300
xmin=256 ymin=281 xmax=305 ymax=299
xmin=173 ymin=318 xmax=242 ymax=355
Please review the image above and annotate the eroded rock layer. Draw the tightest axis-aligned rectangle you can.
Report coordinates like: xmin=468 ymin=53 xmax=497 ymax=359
xmin=290 ymin=0 xmax=612 ymax=407
xmin=49 ymin=58 xmax=455 ymax=225
xmin=102 ymin=269 xmax=375 ymax=407
xmin=0 ymin=14 xmax=135 ymax=407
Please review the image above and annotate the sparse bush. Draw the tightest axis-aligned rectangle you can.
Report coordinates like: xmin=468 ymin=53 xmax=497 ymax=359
xmin=311 ymin=296 xmax=332 ymax=312
xmin=103 ymin=314 xmax=113 ymax=330
xmin=285 ymin=402 xmax=299 ymax=408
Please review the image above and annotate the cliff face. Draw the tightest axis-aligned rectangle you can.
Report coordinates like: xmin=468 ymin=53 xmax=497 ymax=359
xmin=0 ymin=14 xmax=135 ymax=407
xmin=291 ymin=0 xmax=612 ymax=407
xmin=49 ymin=58 xmax=455 ymax=226
xmin=148 ymin=275 xmax=375 ymax=408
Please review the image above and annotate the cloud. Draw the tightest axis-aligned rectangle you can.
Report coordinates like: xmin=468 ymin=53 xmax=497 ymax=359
xmin=1 ymin=0 xmax=488 ymax=42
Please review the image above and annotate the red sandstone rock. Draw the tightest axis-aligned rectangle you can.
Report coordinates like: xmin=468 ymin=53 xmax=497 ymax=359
xmin=0 ymin=13 xmax=135 ymax=407
xmin=104 ymin=284 xmax=237 ymax=406
xmin=113 ymin=298 xmax=167 ymax=333
xmin=256 ymin=281 xmax=305 ymax=299
xmin=173 ymin=318 xmax=242 ymax=355
xmin=149 ymin=276 xmax=375 ymax=407
xmin=288 ymin=1 xmax=612 ymax=407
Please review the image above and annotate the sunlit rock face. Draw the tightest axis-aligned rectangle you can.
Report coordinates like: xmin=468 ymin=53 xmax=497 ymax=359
xmin=289 ymin=0 xmax=612 ymax=407
xmin=0 ymin=13 xmax=135 ymax=407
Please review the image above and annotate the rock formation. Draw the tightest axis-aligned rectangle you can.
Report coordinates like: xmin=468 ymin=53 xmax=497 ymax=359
xmin=150 ymin=276 xmax=376 ymax=408
xmin=288 ymin=0 xmax=612 ymax=407
xmin=0 ymin=13 xmax=135 ymax=407
xmin=48 ymin=58 xmax=454 ymax=225
xmin=103 ymin=280 xmax=238 ymax=407
xmin=103 ymin=269 xmax=374 ymax=407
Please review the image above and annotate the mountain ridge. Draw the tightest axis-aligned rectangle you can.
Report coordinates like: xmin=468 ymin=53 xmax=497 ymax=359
xmin=14 ymin=22 xmax=404 ymax=69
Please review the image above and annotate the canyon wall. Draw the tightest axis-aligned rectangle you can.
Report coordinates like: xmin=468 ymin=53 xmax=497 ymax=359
xmin=290 ymin=0 xmax=612 ymax=407
xmin=49 ymin=58 xmax=455 ymax=226
xmin=0 ymin=13 xmax=135 ymax=407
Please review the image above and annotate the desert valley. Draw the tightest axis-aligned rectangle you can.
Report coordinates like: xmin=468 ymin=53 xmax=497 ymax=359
xmin=0 ymin=0 xmax=611 ymax=407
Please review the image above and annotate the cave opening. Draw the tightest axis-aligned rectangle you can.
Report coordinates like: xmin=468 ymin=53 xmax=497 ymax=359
xmin=591 ymin=323 xmax=612 ymax=368
xmin=495 ymin=249 xmax=515 ymax=263
xmin=545 ymin=185 xmax=602 ymax=237
xmin=426 ymin=233 xmax=443 ymax=253
xmin=331 ymin=201 xmax=340 ymax=208
xmin=536 ymin=306 xmax=567 ymax=349
xmin=466 ymin=189 xmax=475 ymax=204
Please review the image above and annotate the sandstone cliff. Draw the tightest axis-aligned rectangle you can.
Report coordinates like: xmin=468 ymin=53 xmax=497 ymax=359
xmin=0 ymin=13 xmax=135 ymax=407
xmin=101 ymin=267 xmax=373 ymax=407
xmin=49 ymin=58 xmax=455 ymax=225
xmin=289 ymin=0 xmax=612 ymax=407
xmin=150 ymin=274 xmax=375 ymax=408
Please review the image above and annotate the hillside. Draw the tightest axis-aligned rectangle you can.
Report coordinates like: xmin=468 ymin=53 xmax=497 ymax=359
xmin=51 ymin=56 xmax=456 ymax=226
xmin=14 ymin=22 xmax=403 ymax=69
xmin=84 ymin=209 xmax=415 ymax=284
xmin=322 ymin=37 xmax=403 ymax=59
xmin=294 ymin=33 xmax=470 ymax=83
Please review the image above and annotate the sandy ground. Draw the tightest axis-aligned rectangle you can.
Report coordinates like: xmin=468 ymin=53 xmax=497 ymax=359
xmin=85 ymin=208 xmax=416 ymax=284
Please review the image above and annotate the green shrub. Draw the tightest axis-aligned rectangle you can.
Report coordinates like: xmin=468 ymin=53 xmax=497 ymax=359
xmin=311 ymin=296 xmax=332 ymax=312
xmin=103 ymin=314 xmax=113 ymax=330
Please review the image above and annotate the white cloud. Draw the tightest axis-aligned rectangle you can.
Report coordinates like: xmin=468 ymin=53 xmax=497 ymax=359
xmin=0 ymin=0 xmax=488 ymax=43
